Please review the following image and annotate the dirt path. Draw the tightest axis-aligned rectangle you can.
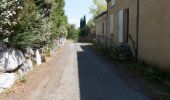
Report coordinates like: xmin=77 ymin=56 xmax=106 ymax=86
xmin=0 ymin=41 xmax=153 ymax=100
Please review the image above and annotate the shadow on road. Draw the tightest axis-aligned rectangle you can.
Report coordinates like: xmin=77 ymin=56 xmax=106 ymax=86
xmin=76 ymin=44 xmax=152 ymax=100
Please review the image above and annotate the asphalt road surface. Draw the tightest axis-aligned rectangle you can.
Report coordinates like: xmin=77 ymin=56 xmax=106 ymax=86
xmin=1 ymin=41 xmax=152 ymax=100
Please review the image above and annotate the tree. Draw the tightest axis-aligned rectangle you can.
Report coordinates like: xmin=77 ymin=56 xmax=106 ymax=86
xmin=90 ymin=0 xmax=107 ymax=18
xmin=0 ymin=0 xmax=23 ymax=40
xmin=79 ymin=15 xmax=88 ymax=37
xmin=0 ymin=0 xmax=68 ymax=50
xmin=8 ymin=0 xmax=47 ymax=49
xmin=89 ymin=0 xmax=107 ymax=27
xmin=67 ymin=24 xmax=78 ymax=40
xmin=83 ymin=15 xmax=86 ymax=27
xmin=51 ymin=0 xmax=68 ymax=38
xmin=80 ymin=15 xmax=86 ymax=29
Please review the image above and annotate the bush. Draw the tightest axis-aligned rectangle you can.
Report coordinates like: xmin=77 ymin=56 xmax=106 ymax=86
xmin=110 ymin=47 xmax=122 ymax=60
xmin=67 ymin=24 xmax=78 ymax=40
xmin=0 ymin=0 xmax=68 ymax=51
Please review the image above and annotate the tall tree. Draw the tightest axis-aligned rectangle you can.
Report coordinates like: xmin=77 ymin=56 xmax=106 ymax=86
xmin=79 ymin=15 xmax=88 ymax=37
xmin=83 ymin=15 xmax=86 ymax=27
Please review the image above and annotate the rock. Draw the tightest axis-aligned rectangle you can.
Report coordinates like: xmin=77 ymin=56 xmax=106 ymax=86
xmin=27 ymin=59 xmax=33 ymax=69
xmin=5 ymin=49 xmax=25 ymax=72
xmin=0 ymin=49 xmax=25 ymax=72
xmin=26 ymin=47 xmax=34 ymax=55
xmin=41 ymin=54 xmax=46 ymax=62
xmin=0 ymin=52 xmax=6 ymax=72
xmin=0 ymin=73 xmax=15 ymax=92
xmin=36 ymin=49 xmax=41 ymax=65
xmin=19 ymin=59 xmax=33 ymax=75
xmin=0 ymin=43 xmax=7 ymax=51
xmin=24 ymin=47 xmax=34 ymax=59
xmin=0 ymin=42 xmax=7 ymax=72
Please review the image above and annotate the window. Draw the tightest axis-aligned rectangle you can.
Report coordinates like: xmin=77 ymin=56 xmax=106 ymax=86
xmin=111 ymin=0 xmax=116 ymax=6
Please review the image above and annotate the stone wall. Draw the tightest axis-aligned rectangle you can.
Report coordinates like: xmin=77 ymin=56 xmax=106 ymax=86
xmin=0 ymin=38 xmax=66 ymax=93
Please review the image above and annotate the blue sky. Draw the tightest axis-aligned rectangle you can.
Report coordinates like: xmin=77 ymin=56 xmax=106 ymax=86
xmin=64 ymin=0 xmax=93 ymax=27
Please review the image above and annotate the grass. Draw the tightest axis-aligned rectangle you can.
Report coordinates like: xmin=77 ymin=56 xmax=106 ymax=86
xmin=2 ymin=88 xmax=13 ymax=96
xmin=127 ymin=62 xmax=170 ymax=100
xmin=93 ymin=43 xmax=170 ymax=99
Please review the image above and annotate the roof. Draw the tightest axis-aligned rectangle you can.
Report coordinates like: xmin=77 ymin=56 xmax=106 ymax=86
xmin=95 ymin=11 xmax=107 ymax=19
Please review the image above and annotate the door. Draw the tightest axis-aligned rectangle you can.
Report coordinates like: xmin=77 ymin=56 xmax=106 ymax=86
xmin=123 ymin=9 xmax=129 ymax=43
xmin=119 ymin=9 xmax=129 ymax=43
xmin=119 ymin=10 xmax=124 ymax=43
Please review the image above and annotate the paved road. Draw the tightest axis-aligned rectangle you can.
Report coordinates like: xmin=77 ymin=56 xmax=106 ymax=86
xmin=1 ymin=41 xmax=151 ymax=100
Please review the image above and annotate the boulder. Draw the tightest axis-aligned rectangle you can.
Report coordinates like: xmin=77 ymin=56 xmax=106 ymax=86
xmin=5 ymin=49 xmax=25 ymax=72
xmin=19 ymin=59 xmax=33 ymax=75
xmin=0 ymin=73 xmax=15 ymax=93
xmin=24 ymin=47 xmax=34 ymax=58
xmin=0 ymin=43 xmax=7 ymax=51
xmin=0 ymin=42 xmax=7 ymax=72
xmin=26 ymin=47 xmax=34 ymax=55
xmin=0 ymin=52 xmax=6 ymax=72
xmin=0 ymin=49 xmax=25 ymax=72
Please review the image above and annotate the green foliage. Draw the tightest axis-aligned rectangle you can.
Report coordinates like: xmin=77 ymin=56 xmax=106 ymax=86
xmin=87 ymin=19 xmax=95 ymax=27
xmin=90 ymin=0 xmax=107 ymax=18
xmin=51 ymin=0 xmax=68 ymax=38
xmin=19 ymin=75 xmax=27 ymax=83
xmin=2 ymin=88 xmax=12 ymax=96
xmin=67 ymin=24 xmax=78 ymax=40
xmin=8 ymin=0 xmax=46 ymax=49
xmin=110 ymin=47 xmax=122 ymax=60
xmin=0 ymin=0 xmax=23 ymax=40
xmin=80 ymin=15 xmax=86 ymax=29
xmin=79 ymin=15 xmax=89 ymax=37
xmin=0 ymin=0 xmax=68 ymax=50
xmin=128 ymin=62 xmax=170 ymax=99
xmin=88 ymin=0 xmax=107 ymax=27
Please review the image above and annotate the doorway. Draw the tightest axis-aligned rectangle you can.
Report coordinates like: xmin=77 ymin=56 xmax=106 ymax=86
xmin=119 ymin=9 xmax=129 ymax=43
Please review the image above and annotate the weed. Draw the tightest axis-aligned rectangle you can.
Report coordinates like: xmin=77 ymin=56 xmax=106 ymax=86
xmin=19 ymin=75 xmax=27 ymax=83
xmin=2 ymin=88 xmax=12 ymax=96
xmin=128 ymin=62 xmax=170 ymax=99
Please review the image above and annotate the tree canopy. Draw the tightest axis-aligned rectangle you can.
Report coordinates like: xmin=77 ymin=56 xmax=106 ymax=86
xmin=0 ymin=0 xmax=68 ymax=50
xmin=90 ymin=0 xmax=107 ymax=18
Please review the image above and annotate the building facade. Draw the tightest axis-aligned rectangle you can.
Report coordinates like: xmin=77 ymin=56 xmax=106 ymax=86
xmin=95 ymin=0 xmax=170 ymax=71
xmin=95 ymin=11 xmax=108 ymax=44
xmin=106 ymin=0 xmax=137 ymax=55
xmin=138 ymin=0 xmax=170 ymax=70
